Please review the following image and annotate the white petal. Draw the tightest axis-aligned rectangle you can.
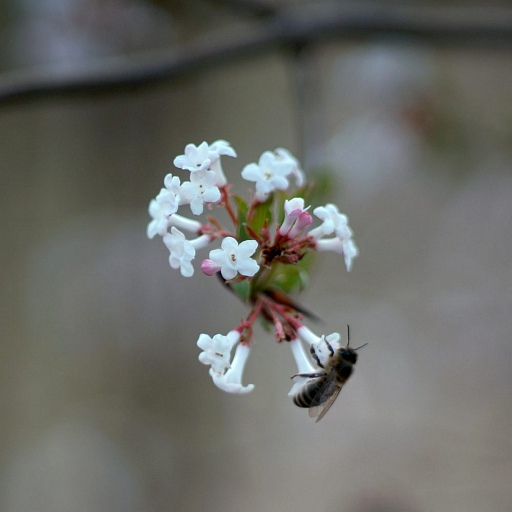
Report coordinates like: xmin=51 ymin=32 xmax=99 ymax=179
xmin=237 ymin=259 xmax=259 ymax=277
xmin=221 ymin=237 xmax=239 ymax=252
xmin=220 ymin=264 xmax=237 ymax=281
xmin=237 ymin=239 xmax=258 ymax=258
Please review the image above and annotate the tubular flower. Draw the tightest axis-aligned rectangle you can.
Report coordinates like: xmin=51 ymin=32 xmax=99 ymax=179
xmin=147 ymin=139 xmax=362 ymax=411
xmin=316 ymin=237 xmax=359 ymax=272
xmin=309 ymin=203 xmax=351 ymax=239
xmin=307 ymin=203 xmax=358 ymax=271
xmin=208 ymin=139 xmax=237 ymax=186
xmin=279 ymin=197 xmax=312 ymax=237
xmin=211 ymin=343 xmax=255 ymax=394
xmin=167 ymin=213 xmax=202 ymax=234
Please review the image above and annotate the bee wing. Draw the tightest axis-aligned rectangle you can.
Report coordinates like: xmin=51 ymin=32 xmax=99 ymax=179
xmin=308 ymin=374 xmax=343 ymax=423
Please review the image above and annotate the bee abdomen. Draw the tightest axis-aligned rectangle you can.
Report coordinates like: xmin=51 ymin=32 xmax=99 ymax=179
xmin=293 ymin=380 xmax=323 ymax=408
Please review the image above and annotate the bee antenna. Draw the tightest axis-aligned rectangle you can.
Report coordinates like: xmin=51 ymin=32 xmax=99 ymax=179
xmin=347 ymin=324 xmax=350 ymax=346
xmin=354 ymin=343 xmax=368 ymax=351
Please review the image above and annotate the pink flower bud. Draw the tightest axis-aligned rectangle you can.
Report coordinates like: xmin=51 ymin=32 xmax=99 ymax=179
xmin=201 ymin=259 xmax=221 ymax=276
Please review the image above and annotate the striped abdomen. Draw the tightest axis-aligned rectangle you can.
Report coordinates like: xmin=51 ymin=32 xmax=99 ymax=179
xmin=293 ymin=378 xmax=326 ymax=408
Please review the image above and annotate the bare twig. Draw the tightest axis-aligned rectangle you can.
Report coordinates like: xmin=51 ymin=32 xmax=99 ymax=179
xmin=1 ymin=5 xmax=512 ymax=106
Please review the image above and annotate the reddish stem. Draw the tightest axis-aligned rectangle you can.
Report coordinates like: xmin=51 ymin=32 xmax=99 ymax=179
xmin=220 ymin=185 xmax=237 ymax=227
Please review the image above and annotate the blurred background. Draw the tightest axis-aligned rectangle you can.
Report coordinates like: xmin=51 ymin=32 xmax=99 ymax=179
xmin=1 ymin=1 xmax=512 ymax=511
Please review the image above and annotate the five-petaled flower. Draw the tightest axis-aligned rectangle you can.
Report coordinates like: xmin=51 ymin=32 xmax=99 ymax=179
xmin=181 ymin=170 xmax=221 ymax=215
xmin=173 ymin=142 xmax=212 ymax=173
xmin=163 ymin=227 xmax=196 ymax=277
xmin=241 ymin=150 xmax=295 ymax=202
xmin=206 ymin=237 xmax=260 ymax=280
xmin=146 ymin=175 xmax=182 ymax=239
xmin=197 ymin=331 xmax=237 ymax=376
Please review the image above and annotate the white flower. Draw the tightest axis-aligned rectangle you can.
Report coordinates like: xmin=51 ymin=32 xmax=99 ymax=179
xmin=298 ymin=326 xmax=340 ymax=349
xmin=208 ymin=139 xmax=237 ymax=186
xmin=173 ymin=140 xmax=237 ymax=186
xmin=275 ymin=148 xmax=305 ymax=187
xmin=309 ymin=203 xmax=352 ymax=240
xmin=197 ymin=331 xmax=238 ymax=376
xmin=209 ymin=139 xmax=237 ymax=158
xmin=167 ymin=213 xmax=202 ymax=234
xmin=180 ymin=170 xmax=221 ymax=215
xmin=208 ymin=237 xmax=260 ymax=280
xmin=297 ymin=325 xmax=321 ymax=345
xmin=163 ymin=226 xmax=196 ymax=277
xmin=174 ymin=142 xmax=212 ymax=173
xmin=316 ymin=237 xmax=359 ymax=271
xmin=146 ymin=175 xmax=182 ymax=239
xmin=241 ymin=150 xmax=294 ymax=201
xmin=307 ymin=203 xmax=358 ymax=271
xmin=312 ymin=333 xmax=341 ymax=367
xmin=289 ymin=338 xmax=316 ymax=374
xmin=147 ymin=196 xmax=169 ymax=239
xmin=279 ymin=197 xmax=312 ymax=236
xmin=211 ymin=342 xmax=255 ymax=394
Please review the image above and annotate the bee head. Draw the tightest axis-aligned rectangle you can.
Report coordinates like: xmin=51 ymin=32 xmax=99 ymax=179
xmin=338 ymin=346 xmax=358 ymax=364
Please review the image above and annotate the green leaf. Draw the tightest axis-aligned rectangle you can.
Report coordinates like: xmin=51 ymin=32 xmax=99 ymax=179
xmin=247 ymin=197 xmax=273 ymax=237
xmin=271 ymin=252 xmax=314 ymax=294
xmin=228 ymin=280 xmax=251 ymax=303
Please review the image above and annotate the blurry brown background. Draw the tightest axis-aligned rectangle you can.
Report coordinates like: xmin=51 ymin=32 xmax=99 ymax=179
xmin=1 ymin=1 xmax=511 ymax=511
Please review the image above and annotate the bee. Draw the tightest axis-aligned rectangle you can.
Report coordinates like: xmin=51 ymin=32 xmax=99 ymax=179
xmin=291 ymin=326 xmax=366 ymax=422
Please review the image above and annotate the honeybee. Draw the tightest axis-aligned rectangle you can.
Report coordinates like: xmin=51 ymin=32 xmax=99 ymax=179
xmin=291 ymin=327 xmax=366 ymax=422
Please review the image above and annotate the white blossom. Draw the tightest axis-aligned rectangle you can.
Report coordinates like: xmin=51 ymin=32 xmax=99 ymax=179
xmin=209 ymin=139 xmax=237 ymax=158
xmin=211 ymin=342 xmax=255 ymax=394
xmin=167 ymin=213 xmax=202 ymax=234
xmin=297 ymin=326 xmax=340 ymax=351
xmin=275 ymin=148 xmax=305 ymax=187
xmin=173 ymin=142 xmax=212 ymax=173
xmin=147 ymin=196 xmax=169 ymax=239
xmin=289 ymin=338 xmax=316 ymax=374
xmin=197 ymin=331 xmax=238 ymax=376
xmin=208 ymin=237 xmax=260 ymax=280
xmin=312 ymin=332 xmax=341 ymax=367
xmin=307 ymin=203 xmax=358 ymax=271
xmin=316 ymin=237 xmax=359 ymax=271
xmin=208 ymin=139 xmax=237 ymax=186
xmin=146 ymin=175 xmax=182 ymax=239
xmin=241 ymin=150 xmax=294 ymax=201
xmin=180 ymin=170 xmax=221 ymax=215
xmin=309 ymin=203 xmax=352 ymax=240
xmin=163 ymin=226 xmax=196 ymax=277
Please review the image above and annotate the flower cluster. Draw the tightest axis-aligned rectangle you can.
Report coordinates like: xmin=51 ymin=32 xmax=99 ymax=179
xmin=147 ymin=140 xmax=358 ymax=401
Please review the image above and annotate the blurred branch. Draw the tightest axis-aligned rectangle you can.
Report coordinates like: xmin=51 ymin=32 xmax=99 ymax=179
xmin=2 ymin=5 xmax=512 ymax=106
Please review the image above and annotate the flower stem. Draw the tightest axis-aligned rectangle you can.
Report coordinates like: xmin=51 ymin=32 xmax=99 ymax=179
xmin=220 ymin=185 xmax=237 ymax=227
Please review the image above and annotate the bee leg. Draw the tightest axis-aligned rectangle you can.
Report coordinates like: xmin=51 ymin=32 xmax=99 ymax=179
xmin=291 ymin=371 xmax=326 ymax=379
xmin=310 ymin=345 xmax=324 ymax=368
xmin=324 ymin=338 xmax=334 ymax=357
